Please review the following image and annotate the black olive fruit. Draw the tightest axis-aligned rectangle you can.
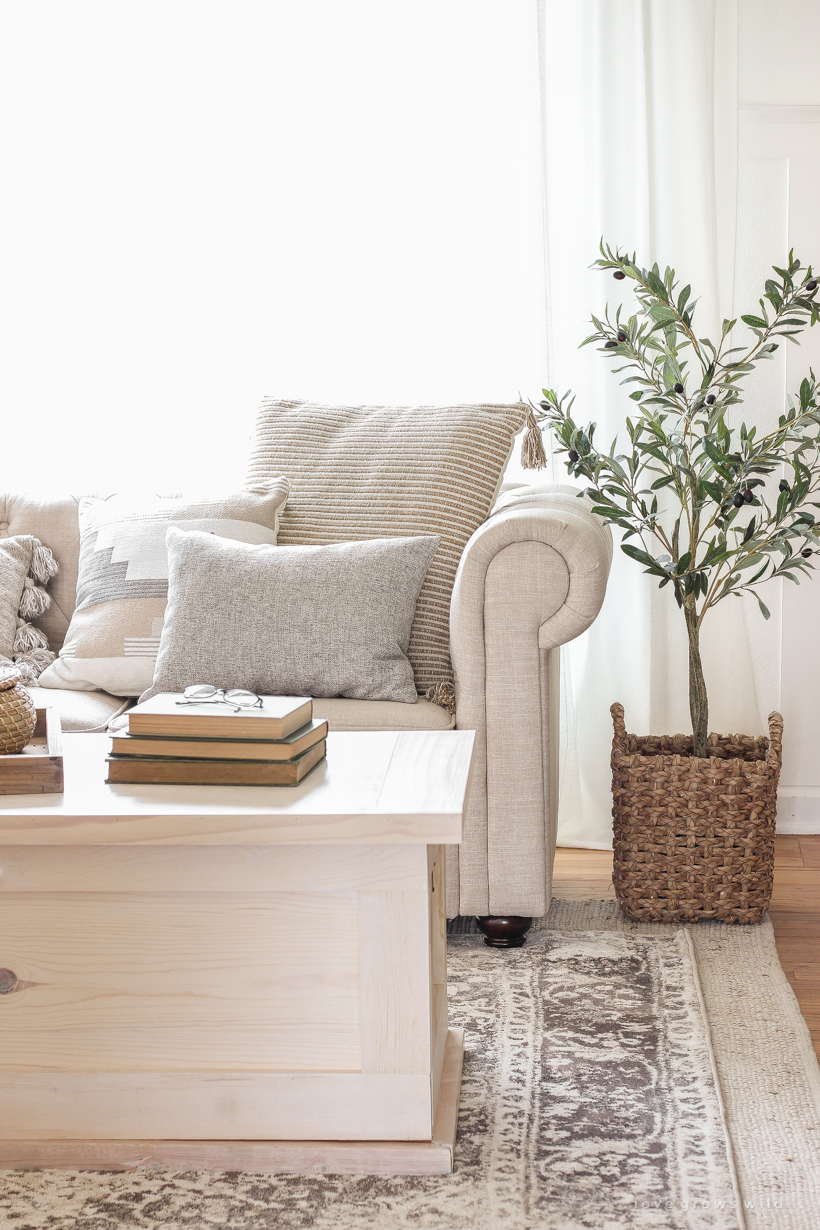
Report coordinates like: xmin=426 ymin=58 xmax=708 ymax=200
xmin=807 ymin=280 xmax=818 ymax=291
xmin=779 ymin=479 xmax=791 ymax=493
xmin=617 ymin=332 xmax=627 ymax=342
xmin=613 ymin=271 xmax=626 ymax=280
xmin=604 ymin=340 xmax=618 ymax=348
xmin=706 ymin=394 xmax=716 ymax=404
xmin=673 ymin=382 xmax=684 ymax=394
xmin=732 ymin=492 xmax=744 ymax=508
xmin=743 ymin=489 xmax=754 ymax=503
xmin=803 ymin=548 xmax=814 ymax=558
xmin=568 ymin=449 xmax=579 ymax=463
xmin=539 ymin=401 xmax=550 ymax=411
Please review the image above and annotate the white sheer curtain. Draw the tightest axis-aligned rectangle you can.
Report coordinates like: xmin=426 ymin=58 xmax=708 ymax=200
xmin=538 ymin=1 xmax=778 ymax=848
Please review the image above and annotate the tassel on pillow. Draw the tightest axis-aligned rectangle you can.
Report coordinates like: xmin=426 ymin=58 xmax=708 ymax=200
xmin=16 ymin=647 xmax=55 ymax=674
xmin=18 ymin=576 xmax=51 ymax=620
xmin=425 ymin=680 xmax=456 ymax=715
xmin=520 ymin=405 xmax=548 ymax=470
xmin=14 ymin=617 xmax=49 ymax=654
xmin=12 ymin=652 xmax=54 ymax=687
xmin=29 ymin=543 xmax=59 ymax=585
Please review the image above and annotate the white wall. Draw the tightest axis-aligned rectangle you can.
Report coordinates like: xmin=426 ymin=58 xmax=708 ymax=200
xmin=739 ymin=0 xmax=820 ymax=104
xmin=0 ymin=2 xmax=546 ymax=495
xmin=736 ymin=1 xmax=820 ymax=829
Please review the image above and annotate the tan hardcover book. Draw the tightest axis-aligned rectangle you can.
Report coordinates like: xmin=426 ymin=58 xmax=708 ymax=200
xmin=110 ymin=719 xmax=328 ymax=762
xmin=105 ymin=739 xmax=326 ymax=786
xmin=126 ymin=694 xmax=313 ymax=740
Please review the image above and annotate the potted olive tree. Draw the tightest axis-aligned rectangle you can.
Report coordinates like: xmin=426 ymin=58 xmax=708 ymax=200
xmin=531 ymin=243 xmax=820 ymax=923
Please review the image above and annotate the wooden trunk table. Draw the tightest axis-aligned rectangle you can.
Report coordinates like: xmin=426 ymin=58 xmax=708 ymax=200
xmin=0 ymin=728 xmax=474 ymax=1175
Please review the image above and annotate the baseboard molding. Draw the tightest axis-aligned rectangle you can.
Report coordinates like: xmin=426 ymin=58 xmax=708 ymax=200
xmin=556 ymin=799 xmax=820 ymax=840
xmin=555 ymin=839 xmax=612 ymax=851
xmin=776 ymin=789 xmax=820 ymax=834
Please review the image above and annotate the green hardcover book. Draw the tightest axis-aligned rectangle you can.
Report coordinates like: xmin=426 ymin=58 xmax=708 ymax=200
xmin=110 ymin=719 xmax=328 ymax=762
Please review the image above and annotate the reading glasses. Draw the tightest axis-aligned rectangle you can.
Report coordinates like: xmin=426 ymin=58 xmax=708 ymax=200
xmin=174 ymin=685 xmax=263 ymax=713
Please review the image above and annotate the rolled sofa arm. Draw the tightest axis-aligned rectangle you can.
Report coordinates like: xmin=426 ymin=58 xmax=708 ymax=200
xmin=446 ymin=484 xmax=612 ymax=917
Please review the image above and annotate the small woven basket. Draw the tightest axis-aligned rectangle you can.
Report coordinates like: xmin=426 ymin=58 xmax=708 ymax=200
xmin=0 ymin=665 xmax=37 ymax=755
xmin=611 ymin=702 xmax=782 ymax=924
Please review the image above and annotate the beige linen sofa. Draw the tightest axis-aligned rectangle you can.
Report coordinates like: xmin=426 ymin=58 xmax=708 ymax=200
xmin=0 ymin=483 xmax=611 ymax=925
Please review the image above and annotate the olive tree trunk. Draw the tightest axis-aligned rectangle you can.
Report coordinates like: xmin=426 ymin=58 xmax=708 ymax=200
xmin=684 ymin=597 xmax=708 ymax=758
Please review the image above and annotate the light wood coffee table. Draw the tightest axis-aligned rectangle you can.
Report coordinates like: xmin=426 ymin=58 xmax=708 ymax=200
xmin=0 ymin=728 xmax=474 ymax=1175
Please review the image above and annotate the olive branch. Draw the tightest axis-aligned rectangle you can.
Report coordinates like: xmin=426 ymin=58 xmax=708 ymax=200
xmin=535 ymin=241 xmax=820 ymax=756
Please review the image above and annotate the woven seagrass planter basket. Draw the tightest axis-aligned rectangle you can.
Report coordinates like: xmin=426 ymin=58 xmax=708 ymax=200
xmin=610 ymin=702 xmax=782 ymax=924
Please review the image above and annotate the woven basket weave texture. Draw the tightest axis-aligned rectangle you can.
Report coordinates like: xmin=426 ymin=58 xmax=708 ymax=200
xmin=611 ymin=701 xmax=782 ymax=924
xmin=0 ymin=666 xmax=37 ymax=755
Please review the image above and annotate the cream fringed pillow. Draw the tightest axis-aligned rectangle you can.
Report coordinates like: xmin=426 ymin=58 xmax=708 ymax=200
xmin=0 ymin=535 xmax=60 ymax=684
xmin=38 ymin=480 xmax=290 ymax=697
xmin=245 ymin=399 xmax=527 ymax=693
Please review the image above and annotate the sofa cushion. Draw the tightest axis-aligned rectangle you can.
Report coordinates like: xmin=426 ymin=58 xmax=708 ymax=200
xmin=245 ymin=398 xmax=527 ymax=694
xmin=26 ymin=686 xmax=130 ymax=732
xmin=142 ymin=528 xmax=440 ymax=704
xmin=108 ymin=695 xmax=455 ymax=736
xmin=313 ymin=697 xmax=454 ymax=731
xmin=38 ymin=481 xmax=290 ymax=698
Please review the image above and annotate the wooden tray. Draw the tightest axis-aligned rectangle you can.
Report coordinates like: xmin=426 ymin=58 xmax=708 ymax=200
xmin=0 ymin=708 xmax=63 ymax=795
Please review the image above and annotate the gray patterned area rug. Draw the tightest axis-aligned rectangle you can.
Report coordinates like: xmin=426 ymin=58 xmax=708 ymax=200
xmin=3 ymin=901 xmax=820 ymax=1230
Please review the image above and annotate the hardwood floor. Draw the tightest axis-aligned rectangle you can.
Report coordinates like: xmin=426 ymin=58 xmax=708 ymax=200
xmin=552 ymin=836 xmax=820 ymax=1059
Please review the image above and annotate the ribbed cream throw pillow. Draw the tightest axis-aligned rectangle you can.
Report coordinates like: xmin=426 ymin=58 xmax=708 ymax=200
xmin=246 ymin=399 xmax=526 ymax=693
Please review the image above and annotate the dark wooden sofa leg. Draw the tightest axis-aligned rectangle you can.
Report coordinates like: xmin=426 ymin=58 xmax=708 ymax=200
xmin=476 ymin=916 xmax=533 ymax=948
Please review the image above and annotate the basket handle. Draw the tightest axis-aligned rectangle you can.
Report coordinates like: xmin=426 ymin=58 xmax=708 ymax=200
xmin=611 ymin=702 xmax=627 ymax=753
xmin=767 ymin=711 xmax=783 ymax=770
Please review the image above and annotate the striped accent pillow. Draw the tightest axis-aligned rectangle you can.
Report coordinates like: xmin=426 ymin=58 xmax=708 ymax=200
xmin=246 ymin=399 xmax=526 ymax=694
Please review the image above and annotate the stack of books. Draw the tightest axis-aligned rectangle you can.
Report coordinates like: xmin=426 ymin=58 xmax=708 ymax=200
xmin=105 ymin=694 xmax=327 ymax=785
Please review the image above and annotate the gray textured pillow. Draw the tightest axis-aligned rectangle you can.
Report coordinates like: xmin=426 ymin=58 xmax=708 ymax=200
xmin=141 ymin=528 xmax=441 ymax=704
